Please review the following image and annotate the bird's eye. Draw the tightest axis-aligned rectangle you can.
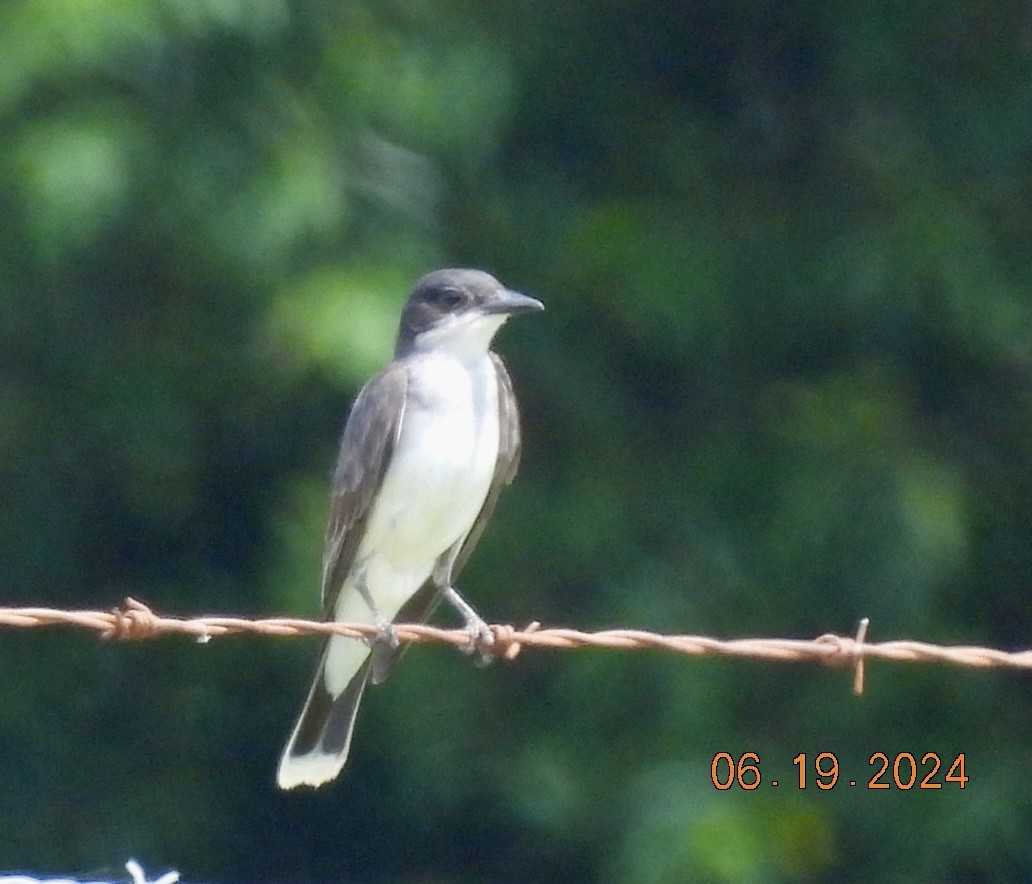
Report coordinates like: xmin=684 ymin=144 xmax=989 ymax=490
xmin=432 ymin=288 xmax=464 ymax=308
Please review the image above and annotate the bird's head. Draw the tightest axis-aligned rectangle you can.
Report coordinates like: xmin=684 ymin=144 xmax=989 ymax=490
xmin=396 ymin=268 xmax=544 ymax=359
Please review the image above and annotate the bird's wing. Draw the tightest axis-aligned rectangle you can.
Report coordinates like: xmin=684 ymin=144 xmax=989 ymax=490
xmin=369 ymin=351 xmax=522 ymax=682
xmin=320 ymin=362 xmax=408 ymax=615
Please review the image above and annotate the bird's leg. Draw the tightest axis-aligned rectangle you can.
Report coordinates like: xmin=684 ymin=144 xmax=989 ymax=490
xmin=355 ymin=570 xmax=398 ymax=649
xmin=442 ymin=584 xmax=495 ymax=665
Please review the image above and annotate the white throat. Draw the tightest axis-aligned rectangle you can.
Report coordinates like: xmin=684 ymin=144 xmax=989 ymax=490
xmin=410 ymin=312 xmax=508 ymax=363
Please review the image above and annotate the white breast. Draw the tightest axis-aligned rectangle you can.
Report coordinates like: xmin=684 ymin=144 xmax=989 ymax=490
xmin=370 ymin=351 xmax=499 ymax=562
xmin=324 ymin=350 xmax=503 ymax=696
xmin=331 ymin=352 xmax=499 ymax=626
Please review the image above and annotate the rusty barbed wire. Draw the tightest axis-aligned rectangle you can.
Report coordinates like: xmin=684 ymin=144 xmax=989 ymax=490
xmin=2 ymin=600 xmax=1032 ymax=695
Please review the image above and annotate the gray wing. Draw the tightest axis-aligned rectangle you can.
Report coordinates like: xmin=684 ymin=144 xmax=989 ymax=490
xmin=320 ymin=362 xmax=408 ymax=616
xmin=370 ymin=351 xmax=521 ymax=682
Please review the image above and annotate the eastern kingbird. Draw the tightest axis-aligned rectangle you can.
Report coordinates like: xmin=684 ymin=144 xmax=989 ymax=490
xmin=277 ymin=268 xmax=543 ymax=789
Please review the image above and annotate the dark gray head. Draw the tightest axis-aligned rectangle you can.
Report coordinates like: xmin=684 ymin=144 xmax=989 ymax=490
xmin=395 ymin=268 xmax=544 ymax=358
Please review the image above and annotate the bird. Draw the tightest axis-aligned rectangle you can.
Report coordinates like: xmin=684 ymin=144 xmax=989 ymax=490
xmin=276 ymin=268 xmax=544 ymax=789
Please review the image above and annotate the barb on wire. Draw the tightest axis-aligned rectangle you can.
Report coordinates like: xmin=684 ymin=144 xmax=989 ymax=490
xmin=2 ymin=599 xmax=1032 ymax=692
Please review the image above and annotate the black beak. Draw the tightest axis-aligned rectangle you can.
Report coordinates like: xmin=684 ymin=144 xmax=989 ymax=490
xmin=482 ymin=288 xmax=545 ymax=316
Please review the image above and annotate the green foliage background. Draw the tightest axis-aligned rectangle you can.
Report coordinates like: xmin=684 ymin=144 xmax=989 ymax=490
xmin=1 ymin=1 xmax=1030 ymax=880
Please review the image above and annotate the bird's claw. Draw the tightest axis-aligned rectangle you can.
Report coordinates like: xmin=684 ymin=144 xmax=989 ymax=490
xmin=440 ymin=583 xmax=495 ymax=665
xmin=366 ymin=619 xmax=399 ymax=649
xmin=463 ymin=618 xmax=496 ymax=667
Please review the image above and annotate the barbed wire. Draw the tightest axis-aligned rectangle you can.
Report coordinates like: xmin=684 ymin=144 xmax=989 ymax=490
xmin=4 ymin=599 xmax=1032 ymax=694
xmin=0 ymin=859 xmax=178 ymax=884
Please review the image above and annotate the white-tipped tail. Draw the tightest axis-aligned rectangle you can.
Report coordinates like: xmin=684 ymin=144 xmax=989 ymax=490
xmin=277 ymin=744 xmax=354 ymax=790
xmin=276 ymin=638 xmax=372 ymax=789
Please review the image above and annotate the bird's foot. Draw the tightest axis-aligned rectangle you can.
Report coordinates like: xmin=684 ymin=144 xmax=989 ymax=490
xmin=355 ymin=571 xmax=397 ymax=648
xmin=442 ymin=584 xmax=495 ymax=665
xmin=366 ymin=618 xmax=399 ymax=649
xmin=464 ymin=615 xmax=496 ymax=667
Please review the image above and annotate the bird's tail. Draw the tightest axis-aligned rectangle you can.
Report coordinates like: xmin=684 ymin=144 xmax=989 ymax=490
xmin=276 ymin=638 xmax=372 ymax=789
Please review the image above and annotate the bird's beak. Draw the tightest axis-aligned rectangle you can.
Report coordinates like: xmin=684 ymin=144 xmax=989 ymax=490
xmin=482 ymin=288 xmax=545 ymax=316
